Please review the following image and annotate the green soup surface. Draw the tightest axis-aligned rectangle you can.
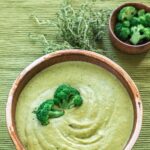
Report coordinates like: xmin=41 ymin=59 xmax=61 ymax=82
xmin=16 ymin=61 xmax=133 ymax=150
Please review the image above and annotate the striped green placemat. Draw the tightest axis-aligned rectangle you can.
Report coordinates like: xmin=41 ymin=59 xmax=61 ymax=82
xmin=0 ymin=0 xmax=150 ymax=149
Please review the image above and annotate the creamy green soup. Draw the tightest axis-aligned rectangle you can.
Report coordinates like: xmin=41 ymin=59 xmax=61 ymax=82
xmin=16 ymin=61 xmax=133 ymax=150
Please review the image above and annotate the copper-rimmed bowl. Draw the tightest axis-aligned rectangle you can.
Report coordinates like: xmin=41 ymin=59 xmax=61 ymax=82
xmin=6 ymin=50 xmax=143 ymax=150
xmin=109 ymin=2 xmax=150 ymax=54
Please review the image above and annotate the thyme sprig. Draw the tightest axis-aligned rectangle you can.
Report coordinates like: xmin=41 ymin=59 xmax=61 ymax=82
xmin=28 ymin=33 xmax=72 ymax=54
xmin=29 ymin=2 xmax=111 ymax=55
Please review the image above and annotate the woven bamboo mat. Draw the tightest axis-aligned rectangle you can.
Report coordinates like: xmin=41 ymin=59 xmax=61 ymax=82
xmin=0 ymin=0 xmax=150 ymax=149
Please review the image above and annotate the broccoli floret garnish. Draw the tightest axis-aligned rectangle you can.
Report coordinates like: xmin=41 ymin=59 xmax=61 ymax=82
xmin=35 ymin=99 xmax=64 ymax=125
xmin=118 ymin=6 xmax=137 ymax=21
xmin=54 ymin=84 xmax=83 ymax=109
xmin=35 ymin=84 xmax=83 ymax=126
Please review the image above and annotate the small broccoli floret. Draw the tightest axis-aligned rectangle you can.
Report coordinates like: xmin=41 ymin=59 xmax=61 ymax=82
xmin=54 ymin=84 xmax=79 ymax=100
xmin=115 ymin=23 xmax=130 ymax=41
xmin=118 ymin=6 xmax=137 ymax=21
xmin=115 ymin=23 xmax=122 ymax=34
xmin=54 ymin=84 xmax=82 ymax=109
xmin=130 ymin=25 xmax=150 ymax=44
xmin=145 ymin=13 xmax=150 ymax=26
xmin=139 ymin=15 xmax=147 ymax=26
xmin=35 ymin=100 xmax=64 ymax=125
xmin=138 ymin=9 xmax=145 ymax=17
xmin=130 ymin=25 xmax=145 ymax=45
xmin=143 ymin=27 xmax=150 ymax=40
xmin=139 ymin=13 xmax=150 ymax=27
xmin=130 ymin=17 xmax=140 ymax=26
xmin=119 ymin=27 xmax=130 ymax=41
xmin=122 ymin=20 xmax=130 ymax=27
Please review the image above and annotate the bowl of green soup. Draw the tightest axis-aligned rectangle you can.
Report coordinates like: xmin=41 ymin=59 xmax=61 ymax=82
xmin=6 ymin=50 xmax=142 ymax=150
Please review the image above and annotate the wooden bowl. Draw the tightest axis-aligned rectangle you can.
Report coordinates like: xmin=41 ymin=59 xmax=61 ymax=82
xmin=109 ymin=2 xmax=150 ymax=54
xmin=6 ymin=50 xmax=143 ymax=150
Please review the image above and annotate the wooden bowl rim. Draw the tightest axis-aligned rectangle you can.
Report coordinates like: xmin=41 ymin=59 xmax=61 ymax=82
xmin=6 ymin=50 xmax=143 ymax=150
xmin=109 ymin=2 xmax=150 ymax=47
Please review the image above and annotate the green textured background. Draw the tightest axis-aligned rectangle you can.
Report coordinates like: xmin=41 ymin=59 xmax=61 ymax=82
xmin=0 ymin=0 xmax=150 ymax=149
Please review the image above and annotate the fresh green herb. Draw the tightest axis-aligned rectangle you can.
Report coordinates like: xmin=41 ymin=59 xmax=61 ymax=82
xmin=28 ymin=33 xmax=73 ymax=54
xmin=35 ymin=84 xmax=83 ymax=125
xmin=56 ymin=2 xmax=110 ymax=50
xmin=115 ymin=6 xmax=150 ymax=45
xmin=29 ymin=2 xmax=111 ymax=55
